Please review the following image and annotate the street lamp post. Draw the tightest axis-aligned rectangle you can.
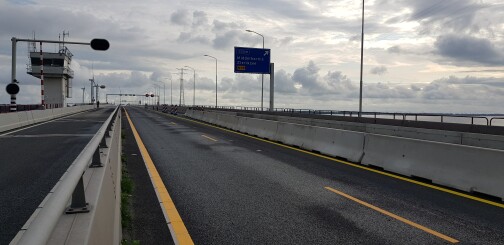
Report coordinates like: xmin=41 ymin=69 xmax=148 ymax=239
xmin=167 ymin=77 xmax=173 ymax=105
xmin=153 ymin=84 xmax=160 ymax=105
xmin=184 ymin=66 xmax=196 ymax=107
xmin=359 ymin=0 xmax=365 ymax=117
xmin=246 ymin=29 xmax=265 ymax=111
xmin=81 ymin=87 xmax=85 ymax=104
xmin=204 ymin=55 xmax=218 ymax=108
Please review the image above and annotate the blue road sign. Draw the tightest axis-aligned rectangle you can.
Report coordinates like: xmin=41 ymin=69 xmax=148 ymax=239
xmin=234 ymin=47 xmax=271 ymax=74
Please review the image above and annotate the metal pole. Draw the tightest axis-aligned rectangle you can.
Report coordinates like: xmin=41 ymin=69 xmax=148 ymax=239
xmin=215 ymin=59 xmax=218 ymax=108
xmin=204 ymin=55 xmax=218 ymax=108
xmin=359 ymin=0 xmax=364 ymax=117
xmin=246 ymin=30 xmax=265 ymax=111
xmin=82 ymin=87 xmax=85 ymax=104
xmin=163 ymin=82 xmax=166 ymax=105
xmin=180 ymin=69 xmax=183 ymax=106
xmin=11 ymin=38 xmax=16 ymax=86
xmin=10 ymin=38 xmax=17 ymax=112
xmin=184 ymin=66 xmax=196 ymax=107
xmin=170 ymin=79 xmax=173 ymax=105
xmin=40 ymin=42 xmax=45 ymax=108
xmin=269 ymin=63 xmax=274 ymax=111
xmin=261 ymin=36 xmax=264 ymax=111
xmin=193 ymin=70 xmax=196 ymax=106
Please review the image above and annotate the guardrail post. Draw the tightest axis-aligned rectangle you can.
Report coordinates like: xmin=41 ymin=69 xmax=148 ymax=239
xmin=66 ymin=175 xmax=90 ymax=214
xmin=90 ymin=147 xmax=104 ymax=168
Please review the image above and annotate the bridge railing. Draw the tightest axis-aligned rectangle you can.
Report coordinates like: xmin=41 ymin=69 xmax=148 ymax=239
xmin=182 ymin=105 xmax=503 ymax=126
xmin=12 ymin=106 xmax=121 ymax=245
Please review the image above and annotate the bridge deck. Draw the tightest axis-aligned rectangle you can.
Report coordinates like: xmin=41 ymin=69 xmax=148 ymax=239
xmin=0 ymin=107 xmax=114 ymax=244
xmin=123 ymin=106 xmax=504 ymax=244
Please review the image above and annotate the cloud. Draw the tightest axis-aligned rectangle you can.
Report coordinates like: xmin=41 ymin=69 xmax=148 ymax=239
xmin=370 ymin=66 xmax=388 ymax=75
xmin=170 ymin=9 xmax=191 ymax=26
xmin=434 ymin=34 xmax=504 ymax=66
xmin=192 ymin=10 xmax=208 ymax=28
xmin=292 ymin=61 xmax=323 ymax=93
xmin=275 ymin=69 xmax=297 ymax=94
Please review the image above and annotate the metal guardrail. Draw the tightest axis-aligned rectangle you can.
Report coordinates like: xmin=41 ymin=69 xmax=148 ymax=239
xmin=15 ymin=105 xmax=120 ymax=245
xmin=490 ymin=117 xmax=504 ymax=126
xmin=183 ymin=105 xmax=502 ymax=127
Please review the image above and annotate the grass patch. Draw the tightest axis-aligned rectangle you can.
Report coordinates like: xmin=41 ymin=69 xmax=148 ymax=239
xmin=121 ymin=154 xmax=134 ymax=230
xmin=121 ymin=239 xmax=141 ymax=245
xmin=121 ymin=240 xmax=140 ymax=245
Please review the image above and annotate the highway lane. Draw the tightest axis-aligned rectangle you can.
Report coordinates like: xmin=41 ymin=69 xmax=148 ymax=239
xmin=125 ymin=106 xmax=504 ymax=244
xmin=0 ymin=107 xmax=115 ymax=244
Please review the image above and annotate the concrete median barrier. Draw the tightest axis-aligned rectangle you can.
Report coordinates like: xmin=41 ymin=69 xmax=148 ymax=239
xmin=275 ymin=122 xmax=314 ymax=149
xmin=307 ymin=127 xmax=365 ymax=163
xmin=362 ymin=134 xmax=504 ymax=199
xmin=239 ymin=117 xmax=279 ymax=140
xmin=218 ymin=113 xmax=240 ymax=131
xmin=0 ymin=113 xmax=23 ymax=132
xmin=0 ymin=105 xmax=95 ymax=133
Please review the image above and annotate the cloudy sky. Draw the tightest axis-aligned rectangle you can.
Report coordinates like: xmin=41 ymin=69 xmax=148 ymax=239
xmin=1 ymin=0 xmax=503 ymax=113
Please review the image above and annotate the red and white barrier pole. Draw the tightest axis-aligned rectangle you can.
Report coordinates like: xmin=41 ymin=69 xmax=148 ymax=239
xmin=40 ymin=42 xmax=45 ymax=109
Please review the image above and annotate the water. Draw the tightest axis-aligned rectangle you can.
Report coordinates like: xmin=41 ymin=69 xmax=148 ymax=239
xmin=325 ymin=113 xmax=504 ymax=127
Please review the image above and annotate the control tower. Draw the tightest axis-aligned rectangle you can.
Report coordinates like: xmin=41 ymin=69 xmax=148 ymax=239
xmin=27 ymin=36 xmax=74 ymax=108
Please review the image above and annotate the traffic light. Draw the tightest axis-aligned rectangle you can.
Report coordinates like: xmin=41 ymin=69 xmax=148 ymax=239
xmin=6 ymin=83 xmax=20 ymax=95
xmin=90 ymin=39 xmax=110 ymax=51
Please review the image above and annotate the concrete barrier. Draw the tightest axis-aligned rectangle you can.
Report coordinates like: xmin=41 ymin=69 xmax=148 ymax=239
xmin=307 ymin=126 xmax=365 ymax=163
xmin=31 ymin=110 xmax=53 ymax=124
xmin=218 ymin=113 xmax=240 ymax=131
xmin=275 ymin=122 xmax=313 ymax=149
xmin=232 ymin=112 xmax=504 ymax=150
xmin=362 ymin=134 xmax=504 ymax=199
xmin=0 ymin=105 xmax=95 ymax=133
xmin=0 ymin=113 xmax=23 ymax=132
xmin=462 ymin=133 xmax=504 ymax=150
xmin=239 ymin=117 xmax=279 ymax=140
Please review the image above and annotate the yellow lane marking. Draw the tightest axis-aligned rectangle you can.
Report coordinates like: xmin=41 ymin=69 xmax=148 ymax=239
xmin=201 ymin=134 xmax=218 ymax=142
xmin=325 ymin=187 xmax=459 ymax=244
xmin=156 ymin=111 xmax=504 ymax=209
xmin=125 ymin=108 xmax=194 ymax=245
xmin=170 ymin=122 xmax=177 ymax=125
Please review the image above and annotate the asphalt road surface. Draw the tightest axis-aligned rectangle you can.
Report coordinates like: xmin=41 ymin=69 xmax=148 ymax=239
xmin=0 ymin=107 xmax=115 ymax=244
xmin=127 ymin=106 xmax=504 ymax=244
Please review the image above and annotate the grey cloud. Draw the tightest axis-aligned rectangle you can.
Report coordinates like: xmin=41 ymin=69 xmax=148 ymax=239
xmin=7 ymin=0 xmax=36 ymax=4
xmin=278 ymin=37 xmax=294 ymax=46
xmin=212 ymin=20 xmax=244 ymax=33
xmin=324 ymin=71 xmax=356 ymax=94
xmin=421 ymin=76 xmax=504 ymax=100
xmin=212 ymin=30 xmax=254 ymax=50
xmin=370 ymin=66 xmax=388 ymax=75
xmin=292 ymin=61 xmax=323 ymax=93
xmin=275 ymin=70 xmax=297 ymax=94
xmin=176 ymin=32 xmax=211 ymax=45
xmin=233 ymin=0 xmax=317 ymax=19
xmin=170 ymin=9 xmax=191 ymax=26
xmin=434 ymin=34 xmax=504 ymax=66
xmin=177 ymin=32 xmax=192 ymax=42
xmin=192 ymin=11 xmax=208 ymax=28
xmin=375 ymin=0 xmax=490 ymax=36
xmin=387 ymin=46 xmax=401 ymax=53
xmin=365 ymin=83 xmax=416 ymax=99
